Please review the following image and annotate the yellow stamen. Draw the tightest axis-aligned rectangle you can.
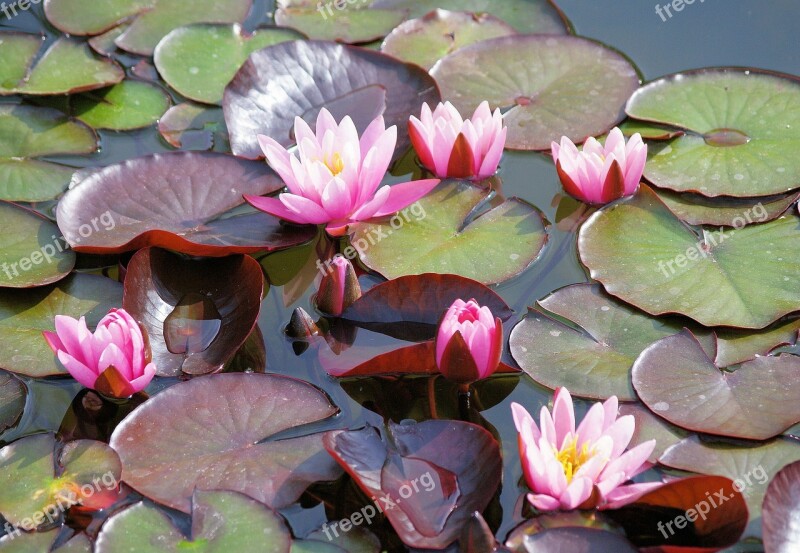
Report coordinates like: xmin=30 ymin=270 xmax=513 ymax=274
xmin=323 ymin=152 xmax=345 ymax=176
xmin=555 ymin=435 xmax=593 ymax=483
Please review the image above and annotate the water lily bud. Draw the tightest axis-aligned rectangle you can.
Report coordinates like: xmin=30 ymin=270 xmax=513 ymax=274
xmin=435 ymin=298 xmax=503 ymax=384
xmin=285 ymin=307 xmax=321 ymax=338
xmin=316 ymin=256 xmax=362 ymax=316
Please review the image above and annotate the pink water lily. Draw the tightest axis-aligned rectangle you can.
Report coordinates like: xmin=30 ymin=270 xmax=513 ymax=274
xmin=409 ymin=101 xmax=507 ymax=180
xmin=245 ymin=109 xmax=439 ymax=236
xmin=43 ymin=308 xmax=156 ymax=398
xmin=551 ymin=127 xmax=647 ymax=204
xmin=512 ymin=388 xmax=659 ymax=511
xmin=435 ymin=298 xmax=503 ymax=384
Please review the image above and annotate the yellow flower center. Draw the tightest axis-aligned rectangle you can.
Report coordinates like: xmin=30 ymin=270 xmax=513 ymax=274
xmin=323 ymin=153 xmax=345 ymax=176
xmin=555 ymin=435 xmax=593 ymax=483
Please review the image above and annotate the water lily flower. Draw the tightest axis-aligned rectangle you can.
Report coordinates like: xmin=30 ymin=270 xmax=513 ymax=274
xmin=512 ymin=388 xmax=659 ymax=511
xmin=435 ymin=298 xmax=503 ymax=384
xmin=43 ymin=309 xmax=156 ymax=399
xmin=409 ymin=101 xmax=507 ymax=180
xmin=245 ymin=109 xmax=439 ymax=236
xmin=551 ymin=128 xmax=647 ymax=204
xmin=316 ymin=255 xmax=362 ymax=316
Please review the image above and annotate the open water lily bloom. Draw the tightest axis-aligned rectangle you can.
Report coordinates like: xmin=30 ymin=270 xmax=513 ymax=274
xmin=512 ymin=388 xmax=659 ymax=511
xmin=245 ymin=109 xmax=439 ymax=236
xmin=43 ymin=308 xmax=156 ymax=398
xmin=551 ymin=127 xmax=647 ymax=204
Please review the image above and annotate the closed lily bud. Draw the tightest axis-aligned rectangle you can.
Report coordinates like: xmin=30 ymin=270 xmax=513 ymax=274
xmin=435 ymin=298 xmax=503 ymax=384
xmin=316 ymin=255 xmax=362 ymax=316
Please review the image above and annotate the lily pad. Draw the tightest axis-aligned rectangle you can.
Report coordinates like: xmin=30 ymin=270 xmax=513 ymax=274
xmin=0 ymin=371 xmax=26 ymax=433
xmin=44 ymin=0 xmax=154 ymax=36
xmin=109 ymin=373 xmax=342 ymax=513
xmin=506 ymin=527 xmax=637 ymax=553
xmin=381 ymin=9 xmax=516 ymax=71
xmin=626 ymin=68 xmax=800 ymax=197
xmin=324 ymin=420 xmax=501 ymax=549
xmin=154 ymin=24 xmax=301 ymax=105
xmin=71 ymin=81 xmax=171 ymax=131
xmin=95 ymin=490 xmax=292 ymax=553
xmin=55 ymin=151 xmax=317 ymax=256
xmin=0 ymin=202 xmax=75 ymax=288
xmin=632 ymin=330 xmax=800 ymax=440
xmin=578 ymin=185 xmax=800 ymax=328
xmin=0 ymin=529 xmax=91 ymax=552
xmin=0 ymin=34 xmax=124 ymax=96
xmin=275 ymin=1 xmax=406 ymax=44
xmin=123 ymin=247 xmax=264 ymax=376
xmin=350 ymin=180 xmax=548 ymax=285
xmin=715 ymin=316 xmax=800 ymax=367
xmin=655 ymin=189 xmax=800 ymax=227
xmin=762 ymin=460 xmax=800 ymax=552
xmin=617 ymin=403 xmax=687 ymax=463
xmin=0 ymin=104 xmax=97 ymax=202
xmin=371 ymin=0 xmax=569 ymax=34
xmin=0 ymin=273 xmax=123 ymax=377
xmin=430 ymin=35 xmax=640 ymax=150
xmin=222 ymin=39 xmax=440 ymax=158
xmin=0 ymin=433 xmax=121 ymax=529
xmin=158 ymin=102 xmax=229 ymax=150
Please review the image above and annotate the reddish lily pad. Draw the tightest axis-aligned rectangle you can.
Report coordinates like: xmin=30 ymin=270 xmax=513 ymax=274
xmin=632 ymin=329 xmax=800 ymax=440
xmin=762 ymin=460 xmax=800 ymax=552
xmin=275 ymin=1 xmax=406 ymax=44
xmin=71 ymin=81 xmax=171 ymax=131
xmin=0 ymin=34 xmax=124 ymax=96
xmin=0 ymin=273 xmax=123 ymax=377
xmin=122 ymin=247 xmax=263 ymax=376
xmin=430 ymin=35 xmax=639 ymax=150
xmin=324 ymin=420 xmax=501 ymax=549
xmin=0 ymin=433 xmax=121 ymax=529
xmin=109 ymin=373 xmax=342 ymax=513
xmin=655 ymin=189 xmax=800 ymax=227
xmin=157 ymin=102 xmax=229 ymax=151
xmin=0 ymin=371 xmax=26 ymax=433
xmin=55 ymin=151 xmax=316 ymax=256
xmin=0 ymin=104 xmax=97 ymax=202
xmin=95 ymin=490 xmax=292 ymax=553
xmin=222 ymin=40 xmax=440 ymax=158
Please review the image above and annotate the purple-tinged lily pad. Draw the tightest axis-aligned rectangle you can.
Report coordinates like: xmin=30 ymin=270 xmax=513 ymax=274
xmin=95 ymin=490 xmax=292 ymax=553
xmin=275 ymin=1 xmax=406 ymax=44
xmin=157 ymin=102 xmax=229 ymax=151
xmin=626 ymin=68 xmax=800 ymax=198
xmin=56 ymin=151 xmax=316 ymax=256
xmin=0 ymin=273 xmax=122 ymax=378
xmin=109 ymin=373 xmax=342 ymax=513
xmin=578 ymin=185 xmax=800 ymax=329
xmin=632 ymin=330 xmax=800 ymax=440
xmin=714 ymin=316 xmax=800 ymax=367
xmin=350 ymin=180 xmax=549 ymax=285
xmin=324 ymin=420 xmax=501 ymax=549
xmin=122 ymin=247 xmax=264 ymax=376
xmin=430 ymin=35 xmax=639 ymax=150
xmin=222 ymin=40 xmax=440 ymax=158
xmin=762 ymin=460 xmax=800 ymax=552
xmin=617 ymin=403 xmax=688 ymax=464
xmin=655 ymin=189 xmax=800 ymax=227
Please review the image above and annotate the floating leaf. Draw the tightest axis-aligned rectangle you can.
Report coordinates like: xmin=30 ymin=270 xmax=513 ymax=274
xmin=44 ymin=0 xmax=154 ymax=36
xmin=505 ymin=527 xmax=637 ymax=553
xmin=0 ymin=529 xmax=91 ymax=552
xmin=95 ymin=490 xmax=292 ymax=553
xmin=222 ymin=40 xmax=439 ymax=158
xmin=626 ymin=68 xmax=800 ymax=197
xmin=0 ymin=433 xmax=121 ymax=529
xmin=762 ymin=460 xmax=800 ymax=552
xmin=88 ymin=24 xmax=130 ymax=56
xmin=0 ymin=202 xmax=75 ymax=288
xmin=578 ymin=185 xmax=800 ymax=328
xmin=324 ymin=420 xmax=501 ymax=549
xmin=0 ymin=104 xmax=97 ymax=202
xmin=0 ymin=371 xmax=26 ymax=433
xmin=381 ymin=9 xmax=516 ymax=70
xmin=350 ymin=180 xmax=548 ymax=285
xmin=56 ymin=151 xmax=316 ymax=256
xmin=71 ymin=81 xmax=171 ymax=131
xmin=109 ymin=373 xmax=342 ymax=513
xmin=0 ymin=274 xmax=122 ymax=377
xmin=617 ymin=403 xmax=688 ymax=464
xmin=157 ymin=102 xmax=229 ymax=150
xmin=656 ymin=188 xmax=800 ymax=227
xmin=276 ymin=1 xmax=406 ymax=44
xmin=714 ymin=316 xmax=800 ymax=367
xmin=430 ymin=35 xmax=639 ymax=150
xmin=154 ymin=24 xmax=300 ymax=105
xmin=0 ymin=34 xmax=124 ymax=96
xmin=123 ymin=247 xmax=264 ymax=376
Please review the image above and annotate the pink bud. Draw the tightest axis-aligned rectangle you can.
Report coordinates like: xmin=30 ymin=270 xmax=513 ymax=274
xmin=434 ymin=298 xmax=502 ymax=384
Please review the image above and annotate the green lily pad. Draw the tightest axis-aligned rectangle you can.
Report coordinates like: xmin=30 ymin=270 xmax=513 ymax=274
xmin=578 ymin=185 xmax=800 ymax=328
xmin=371 ymin=0 xmax=569 ymax=34
xmin=626 ymin=68 xmax=800 ymax=197
xmin=44 ymin=0 xmax=154 ymax=35
xmin=158 ymin=102 xmax=229 ymax=150
xmin=155 ymin=24 xmax=300 ymax=105
xmin=715 ymin=316 xmax=800 ymax=366
xmin=380 ymin=9 xmax=516 ymax=70
xmin=0 ymin=104 xmax=97 ymax=201
xmin=71 ymin=81 xmax=171 ymax=131
xmin=656 ymin=188 xmax=800 ymax=227
xmin=618 ymin=119 xmax=684 ymax=141
xmin=276 ymin=1 xmax=405 ymax=44
xmin=0 ymin=371 xmax=26 ymax=433
xmin=0 ymin=202 xmax=75 ymax=288
xmin=0 ymin=433 xmax=121 ymax=529
xmin=0 ymin=529 xmax=91 ymax=552
xmin=430 ymin=35 xmax=639 ymax=150
xmin=95 ymin=491 xmax=291 ymax=553
xmin=88 ymin=24 xmax=130 ymax=56
xmin=0 ymin=273 xmax=123 ymax=377
xmin=350 ymin=180 xmax=549 ymax=285
xmin=0 ymin=34 xmax=124 ymax=96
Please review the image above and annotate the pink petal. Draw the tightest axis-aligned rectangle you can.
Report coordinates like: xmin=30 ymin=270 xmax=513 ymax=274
xmin=600 ymin=440 xmax=656 ymax=482
xmin=601 ymin=414 xmax=636 ymax=459
xmin=601 ymin=481 xmax=663 ymax=510
xmin=369 ymin=179 xmax=439 ymax=218
xmin=528 ymin=493 xmax=561 ymax=511
xmin=477 ymin=126 xmax=506 ymax=178
xmin=560 ymin=476 xmax=594 ymax=510
xmin=552 ymin=387 xmax=576 ymax=449
xmin=244 ymin=194 xmax=317 ymax=225
xmin=360 ymin=115 xmax=387 ymax=155
xmin=280 ymin=193 xmax=335 ymax=224
xmin=58 ymin=351 xmax=99 ymax=389
xmin=127 ymin=363 xmax=157 ymax=394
